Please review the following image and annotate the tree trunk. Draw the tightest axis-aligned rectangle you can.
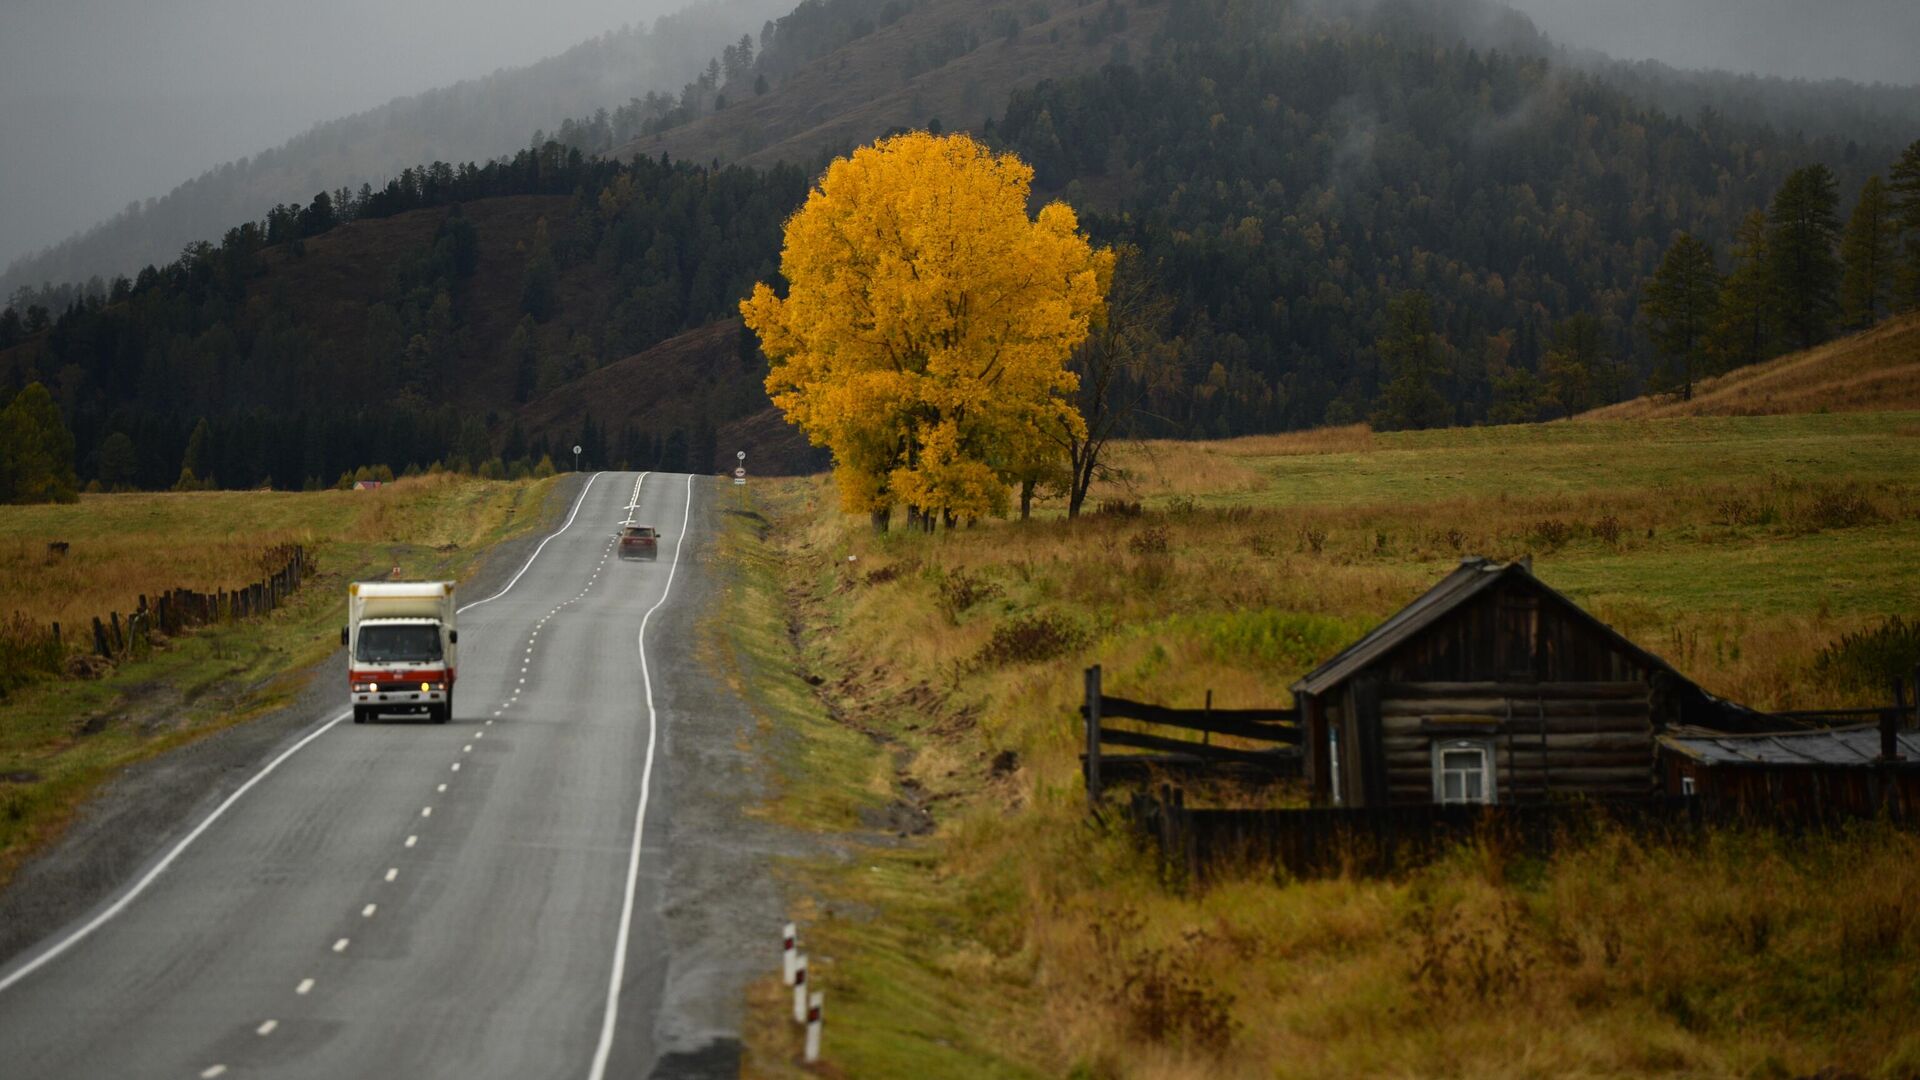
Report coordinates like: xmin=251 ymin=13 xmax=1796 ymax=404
xmin=870 ymin=506 xmax=892 ymax=533
xmin=1019 ymin=478 xmax=1036 ymax=521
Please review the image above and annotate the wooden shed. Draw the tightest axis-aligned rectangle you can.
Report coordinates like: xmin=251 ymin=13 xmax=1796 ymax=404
xmin=1660 ymin=720 xmax=1920 ymax=819
xmin=1291 ymin=557 xmax=1764 ymax=808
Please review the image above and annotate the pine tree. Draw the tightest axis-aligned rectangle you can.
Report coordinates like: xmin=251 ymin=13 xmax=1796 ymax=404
xmin=1839 ymin=175 xmax=1896 ymax=329
xmin=182 ymin=417 xmax=214 ymax=488
xmin=1709 ymin=210 xmax=1775 ymax=371
xmin=1889 ymin=140 xmax=1920 ymax=310
xmin=1369 ymin=291 xmax=1452 ymax=431
xmin=1541 ymin=314 xmax=1605 ymax=419
xmin=1642 ymin=233 xmax=1720 ymax=400
xmin=0 ymin=383 xmax=79 ymax=503
xmin=1767 ymin=164 xmax=1843 ymax=351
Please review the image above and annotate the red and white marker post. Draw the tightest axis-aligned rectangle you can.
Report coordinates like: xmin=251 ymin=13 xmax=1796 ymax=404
xmin=791 ymin=955 xmax=809 ymax=1023
xmin=782 ymin=922 xmax=798 ymax=985
xmin=804 ymin=991 xmax=823 ymax=1063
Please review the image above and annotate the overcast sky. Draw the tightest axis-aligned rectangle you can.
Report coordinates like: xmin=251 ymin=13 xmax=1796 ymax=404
xmin=0 ymin=0 xmax=683 ymax=271
xmin=1 ymin=0 xmax=1915 ymax=274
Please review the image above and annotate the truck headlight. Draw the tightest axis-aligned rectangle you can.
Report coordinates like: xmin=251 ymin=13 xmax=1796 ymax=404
xmin=420 ymin=681 xmax=431 ymax=692
xmin=354 ymin=682 xmax=375 ymax=692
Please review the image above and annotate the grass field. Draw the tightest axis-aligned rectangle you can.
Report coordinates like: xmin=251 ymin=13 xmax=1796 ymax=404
xmin=0 ymin=473 xmax=558 ymax=885
xmin=728 ymin=411 xmax=1920 ymax=1078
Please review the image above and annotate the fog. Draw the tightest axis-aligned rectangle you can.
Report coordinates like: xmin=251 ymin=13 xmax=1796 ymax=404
xmin=1504 ymin=0 xmax=1920 ymax=88
xmin=0 ymin=0 xmax=687 ymax=272
xmin=3 ymin=0 xmax=1916 ymax=278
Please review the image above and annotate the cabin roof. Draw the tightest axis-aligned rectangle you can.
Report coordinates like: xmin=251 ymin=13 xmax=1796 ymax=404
xmin=1290 ymin=557 xmax=1683 ymax=697
xmin=1661 ymin=724 xmax=1920 ymax=768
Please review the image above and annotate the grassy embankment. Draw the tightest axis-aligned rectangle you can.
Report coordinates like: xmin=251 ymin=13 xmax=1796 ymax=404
xmin=0 ymin=473 xmax=559 ymax=885
xmin=724 ymin=411 xmax=1920 ymax=1078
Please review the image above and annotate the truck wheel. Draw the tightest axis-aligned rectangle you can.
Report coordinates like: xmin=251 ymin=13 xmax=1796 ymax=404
xmin=433 ymin=702 xmax=451 ymax=724
xmin=353 ymin=706 xmax=369 ymax=724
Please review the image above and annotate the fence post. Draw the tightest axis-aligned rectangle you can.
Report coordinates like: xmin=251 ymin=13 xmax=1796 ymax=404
xmin=1085 ymin=665 xmax=1102 ymax=809
xmin=92 ymin=617 xmax=110 ymax=657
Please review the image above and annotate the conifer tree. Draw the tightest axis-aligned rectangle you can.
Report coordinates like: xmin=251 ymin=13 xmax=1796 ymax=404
xmin=1709 ymin=210 xmax=1776 ymax=371
xmin=1643 ymin=233 xmax=1720 ymax=400
xmin=1839 ymin=175 xmax=1896 ymax=329
xmin=1766 ymin=164 xmax=1843 ymax=350
xmin=1369 ymin=291 xmax=1452 ymax=431
xmin=0 ymin=383 xmax=79 ymax=503
xmin=1889 ymin=140 xmax=1920 ymax=310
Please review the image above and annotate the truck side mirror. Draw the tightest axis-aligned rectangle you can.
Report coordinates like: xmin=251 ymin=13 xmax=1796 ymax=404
xmin=341 ymin=627 xmax=348 ymax=647
xmin=448 ymin=630 xmax=459 ymax=644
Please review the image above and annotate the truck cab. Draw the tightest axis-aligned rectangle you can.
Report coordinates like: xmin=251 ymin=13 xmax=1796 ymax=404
xmin=345 ymin=581 xmax=457 ymax=724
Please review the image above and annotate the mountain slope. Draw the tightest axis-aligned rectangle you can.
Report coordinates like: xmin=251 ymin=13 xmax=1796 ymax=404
xmin=1587 ymin=314 xmax=1920 ymax=420
xmin=0 ymin=0 xmax=790 ymax=302
xmin=611 ymin=0 xmax=1162 ymax=167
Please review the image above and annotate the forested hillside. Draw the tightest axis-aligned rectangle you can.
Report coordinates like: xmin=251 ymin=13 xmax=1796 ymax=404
xmin=0 ymin=147 xmax=808 ymax=491
xmin=2 ymin=0 xmax=1916 ymax=497
xmin=0 ymin=0 xmax=791 ymax=302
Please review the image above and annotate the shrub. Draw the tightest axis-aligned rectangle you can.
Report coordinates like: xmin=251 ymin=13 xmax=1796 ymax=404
xmin=975 ymin=611 xmax=1082 ymax=667
xmin=0 ymin=613 xmax=66 ymax=696
xmin=1530 ymin=518 xmax=1574 ymax=549
xmin=1096 ymin=498 xmax=1142 ymax=518
xmin=937 ymin=569 xmax=1001 ymax=622
xmin=1127 ymin=525 xmax=1170 ymax=555
xmin=1814 ymin=616 xmax=1920 ymax=695
xmin=1591 ymin=515 xmax=1623 ymax=547
xmin=1298 ymin=526 xmax=1328 ymax=554
xmin=1797 ymin=486 xmax=1886 ymax=531
xmin=1716 ymin=497 xmax=1778 ymax=527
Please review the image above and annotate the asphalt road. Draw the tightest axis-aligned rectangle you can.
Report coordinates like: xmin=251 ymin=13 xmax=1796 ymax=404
xmin=0 ymin=472 xmax=778 ymax=1079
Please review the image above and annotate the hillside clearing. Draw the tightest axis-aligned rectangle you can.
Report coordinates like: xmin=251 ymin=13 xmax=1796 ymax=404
xmin=729 ymin=412 xmax=1920 ymax=1077
xmin=1588 ymin=312 xmax=1920 ymax=420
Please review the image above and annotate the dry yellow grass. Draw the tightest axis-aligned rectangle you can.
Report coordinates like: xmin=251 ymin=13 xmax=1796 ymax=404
xmin=1589 ymin=312 xmax=1920 ymax=420
xmin=734 ymin=410 xmax=1920 ymax=1078
xmin=0 ymin=473 xmax=532 ymax=636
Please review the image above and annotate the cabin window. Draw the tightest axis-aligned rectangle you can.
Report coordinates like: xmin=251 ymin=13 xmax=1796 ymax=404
xmin=1681 ymin=776 xmax=1697 ymax=797
xmin=1432 ymin=738 xmax=1496 ymax=805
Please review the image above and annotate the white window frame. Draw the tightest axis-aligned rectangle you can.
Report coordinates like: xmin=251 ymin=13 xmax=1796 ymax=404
xmin=1431 ymin=738 xmax=1497 ymax=805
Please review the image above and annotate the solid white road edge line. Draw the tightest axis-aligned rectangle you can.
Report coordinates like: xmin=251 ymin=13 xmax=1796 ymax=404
xmin=587 ymin=470 xmax=694 ymax=1080
xmin=0 ymin=472 xmax=609 ymax=996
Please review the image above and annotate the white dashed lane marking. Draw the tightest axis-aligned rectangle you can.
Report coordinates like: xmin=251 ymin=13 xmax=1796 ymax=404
xmin=362 ymin=904 xmax=377 ymax=918
xmin=385 ymin=868 xmax=398 ymax=882
xmin=296 ymin=978 xmax=314 ymax=995
xmin=200 ymin=1065 xmax=227 ymax=1078
xmin=257 ymin=1019 xmax=278 ymax=1036
xmin=405 ymin=835 xmax=418 ymax=848
xmin=332 ymin=938 xmax=350 ymax=954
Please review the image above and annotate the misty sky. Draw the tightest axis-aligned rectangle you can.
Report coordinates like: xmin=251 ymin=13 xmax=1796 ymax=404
xmin=0 ymin=0 xmax=684 ymax=271
xmin=1505 ymin=0 xmax=1919 ymax=86
xmin=2 ymin=0 xmax=1916 ymax=275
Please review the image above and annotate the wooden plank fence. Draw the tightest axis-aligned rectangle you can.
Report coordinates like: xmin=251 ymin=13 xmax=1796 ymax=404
xmin=1127 ymin=785 xmax=1918 ymax=883
xmin=6 ymin=545 xmax=314 ymax=684
xmin=1081 ymin=664 xmax=1302 ymax=806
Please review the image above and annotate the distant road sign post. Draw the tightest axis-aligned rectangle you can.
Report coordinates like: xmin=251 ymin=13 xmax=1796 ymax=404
xmin=733 ymin=466 xmax=746 ymax=486
xmin=572 ymin=444 xmax=582 ymax=472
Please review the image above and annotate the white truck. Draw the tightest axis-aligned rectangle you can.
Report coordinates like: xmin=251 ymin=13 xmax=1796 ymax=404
xmin=343 ymin=581 xmax=458 ymax=724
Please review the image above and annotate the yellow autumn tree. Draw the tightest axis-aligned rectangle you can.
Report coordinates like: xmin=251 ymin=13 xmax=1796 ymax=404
xmin=741 ymin=132 xmax=1112 ymax=529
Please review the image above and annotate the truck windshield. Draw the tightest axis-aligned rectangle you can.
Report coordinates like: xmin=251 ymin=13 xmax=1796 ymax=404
xmin=356 ymin=625 xmax=443 ymax=663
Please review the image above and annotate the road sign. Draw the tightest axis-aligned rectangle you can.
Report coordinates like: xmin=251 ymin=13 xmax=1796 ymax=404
xmin=732 ymin=466 xmax=746 ymax=486
xmin=736 ymin=450 xmax=746 ymax=461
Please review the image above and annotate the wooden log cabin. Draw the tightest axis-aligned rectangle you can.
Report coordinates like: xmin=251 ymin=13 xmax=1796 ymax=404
xmin=1291 ymin=557 xmax=1767 ymax=808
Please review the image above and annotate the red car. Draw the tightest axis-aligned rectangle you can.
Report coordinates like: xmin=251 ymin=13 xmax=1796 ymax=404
xmin=619 ymin=525 xmax=658 ymax=560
